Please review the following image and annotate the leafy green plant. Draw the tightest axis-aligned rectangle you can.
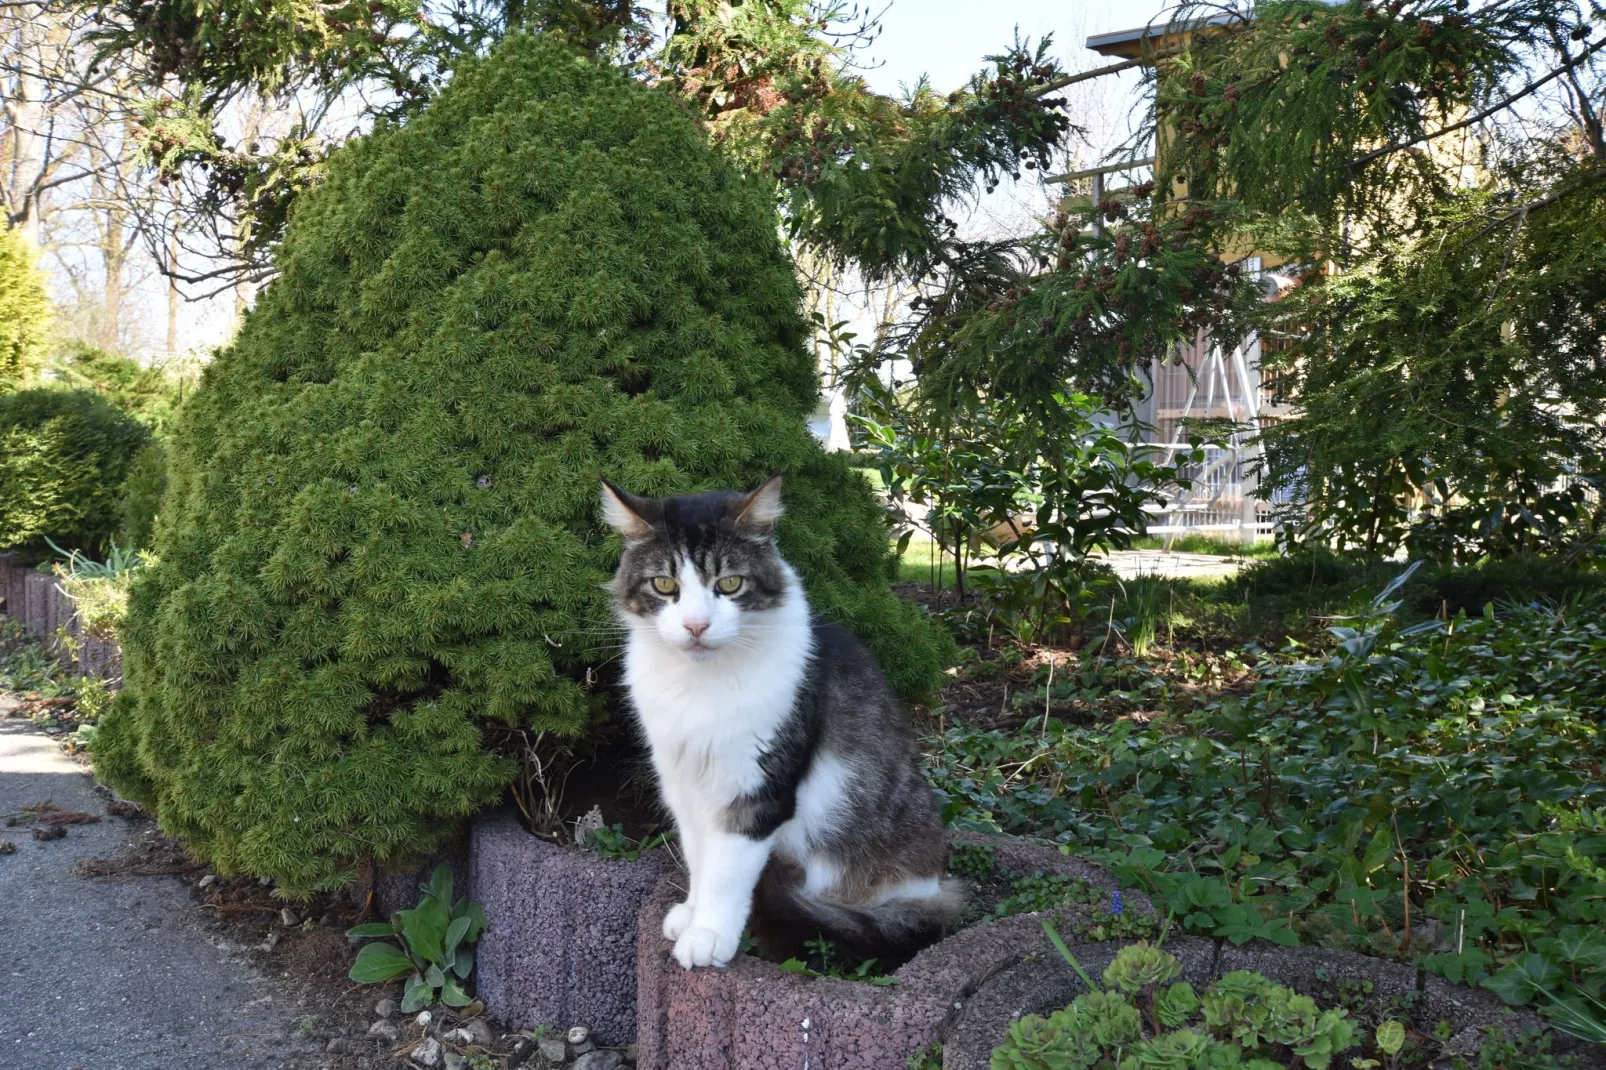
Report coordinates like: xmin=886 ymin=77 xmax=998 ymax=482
xmin=45 ymin=537 xmax=147 ymax=641
xmin=347 ymin=865 xmax=485 ymax=1012
xmin=855 ymin=386 xmax=1194 ymax=642
xmin=777 ymin=935 xmax=899 ymax=986
xmin=0 ymin=617 xmax=74 ymax=697
xmin=993 ymin=940 xmax=1360 ymax=1070
xmin=582 ymin=823 xmax=674 ymax=862
xmin=1116 ymin=574 xmax=1163 ymax=658
xmin=929 ymin=573 xmax=1606 ymax=1038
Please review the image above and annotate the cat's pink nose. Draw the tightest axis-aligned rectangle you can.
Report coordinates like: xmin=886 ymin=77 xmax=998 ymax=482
xmin=684 ymin=618 xmax=710 ymax=639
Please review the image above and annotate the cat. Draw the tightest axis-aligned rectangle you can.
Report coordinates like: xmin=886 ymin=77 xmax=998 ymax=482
xmin=601 ymin=475 xmax=962 ymax=970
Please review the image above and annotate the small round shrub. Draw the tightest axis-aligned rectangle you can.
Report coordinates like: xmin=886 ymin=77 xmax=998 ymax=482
xmin=0 ymin=388 xmax=152 ymax=557
xmin=96 ymin=34 xmax=953 ymax=895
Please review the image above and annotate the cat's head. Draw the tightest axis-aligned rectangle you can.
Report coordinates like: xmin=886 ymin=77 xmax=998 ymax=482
xmin=601 ymin=476 xmax=795 ymax=658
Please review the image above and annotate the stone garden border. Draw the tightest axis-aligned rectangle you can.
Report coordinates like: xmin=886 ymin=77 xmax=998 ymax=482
xmin=631 ymin=832 xmax=1147 ymax=1070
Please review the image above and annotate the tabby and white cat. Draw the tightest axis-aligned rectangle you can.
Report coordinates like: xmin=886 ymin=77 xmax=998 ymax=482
xmin=602 ymin=476 xmax=961 ymax=970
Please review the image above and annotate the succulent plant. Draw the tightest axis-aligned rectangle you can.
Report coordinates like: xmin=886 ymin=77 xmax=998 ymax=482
xmin=1103 ymin=941 xmax=1185 ymax=994
xmin=1155 ymin=981 xmax=1201 ymax=1028
xmin=991 ymin=944 xmax=1362 ymax=1070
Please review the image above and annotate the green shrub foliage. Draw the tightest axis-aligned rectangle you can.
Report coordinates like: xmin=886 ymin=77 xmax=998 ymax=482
xmin=118 ymin=442 xmax=167 ymax=552
xmin=0 ymin=226 xmax=51 ymax=390
xmin=96 ymin=34 xmax=950 ymax=895
xmin=0 ymin=388 xmax=152 ymax=556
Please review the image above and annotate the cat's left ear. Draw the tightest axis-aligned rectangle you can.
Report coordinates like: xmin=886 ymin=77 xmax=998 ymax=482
xmin=600 ymin=479 xmax=657 ymax=540
xmin=734 ymin=473 xmax=784 ymax=534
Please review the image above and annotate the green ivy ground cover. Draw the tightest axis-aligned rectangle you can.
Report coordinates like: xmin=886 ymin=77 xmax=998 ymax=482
xmin=928 ymin=576 xmax=1606 ymax=1042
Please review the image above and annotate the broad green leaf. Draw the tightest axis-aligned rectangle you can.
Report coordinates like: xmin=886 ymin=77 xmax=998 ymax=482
xmin=452 ymin=947 xmax=475 ymax=980
xmin=349 ymin=941 xmax=414 ymax=984
xmin=1375 ymin=1021 xmax=1405 ymax=1055
xmin=345 ymin=922 xmax=396 ymax=940
xmin=426 ymin=864 xmax=453 ymax=907
xmin=443 ymin=915 xmax=472 ymax=960
xmin=397 ymin=896 xmax=450 ymax=967
xmin=400 ymin=974 xmax=432 ymax=1013
xmin=439 ymin=977 xmax=474 ymax=1007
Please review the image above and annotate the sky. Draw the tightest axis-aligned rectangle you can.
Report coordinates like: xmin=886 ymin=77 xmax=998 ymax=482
xmin=862 ymin=0 xmax=1166 ymax=97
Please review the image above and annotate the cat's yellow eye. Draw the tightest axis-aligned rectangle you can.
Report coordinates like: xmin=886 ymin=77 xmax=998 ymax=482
xmin=650 ymin=576 xmax=679 ymax=596
xmin=716 ymin=575 xmax=744 ymax=595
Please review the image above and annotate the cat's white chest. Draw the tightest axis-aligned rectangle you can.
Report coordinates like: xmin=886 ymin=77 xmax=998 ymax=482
xmin=623 ymin=612 xmax=811 ymax=806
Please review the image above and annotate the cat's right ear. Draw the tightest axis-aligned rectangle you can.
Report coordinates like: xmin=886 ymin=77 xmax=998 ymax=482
xmin=600 ymin=480 xmax=656 ymax=541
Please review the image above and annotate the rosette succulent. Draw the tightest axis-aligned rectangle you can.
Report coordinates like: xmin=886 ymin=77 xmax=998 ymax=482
xmin=991 ymin=943 xmax=1362 ymax=1070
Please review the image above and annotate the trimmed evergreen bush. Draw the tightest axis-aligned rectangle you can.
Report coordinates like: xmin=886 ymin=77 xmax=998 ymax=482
xmin=0 ymin=225 xmax=51 ymax=390
xmin=119 ymin=442 xmax=168 ymax=552
xmin=0 ymin=387 xmax=152 ymax=556
xmin=96 ymin=33 xmax=951 ymax=895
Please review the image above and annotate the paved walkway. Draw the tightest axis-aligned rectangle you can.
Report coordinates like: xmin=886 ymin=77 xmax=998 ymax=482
xmin=1096 ymin=549 xmax=1246 ymax=581
xmin=0 ymin=705 xmax=317 ymax=1070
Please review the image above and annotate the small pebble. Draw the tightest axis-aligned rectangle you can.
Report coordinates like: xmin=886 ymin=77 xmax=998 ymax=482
xmin=367 ymin=1020 xmax=400 ymax=1042
xmin=198 ymin=874 xmax=216 ymax=888
xmin=566 ymin=1025 xmax=590 ymax=1045
xmin=446 ymin=1027 xmax=473 ymax=1044
xmin=416 ymin=1009 xmax=433 ymax=1028
xmin=410 ymin=1036 xmax=443 ymax=1068
xmin=464 ymin=1018 xmax=495 ymax=1047
xmin=537 ymin=1037 xmax=568 ymax=1064
xmin=374 ymin=997 xmax=397 ymax=1018
xmin=572 ymin=1052 xmax=623 ymax=1070
xmin=258 ymin=931 xmax=280 ymax=952
xmin=444 ymin=1055 xmax=469 ymax=1070
xmin=279 ymin=907 xmax=299 ymax=927
xmin=572 ymin=1039 xmax=596 ymax=1055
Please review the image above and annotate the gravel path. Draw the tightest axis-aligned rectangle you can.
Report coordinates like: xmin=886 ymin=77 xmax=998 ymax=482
xmin=0 ymin=706 xmax=321 ymax=1070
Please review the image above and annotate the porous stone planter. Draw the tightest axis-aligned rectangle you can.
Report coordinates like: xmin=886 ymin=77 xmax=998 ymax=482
xmin=632 ymin=833 xmax=1147 ymax=1070
xmin=472 ymin=808 xmax=669 ymax=1045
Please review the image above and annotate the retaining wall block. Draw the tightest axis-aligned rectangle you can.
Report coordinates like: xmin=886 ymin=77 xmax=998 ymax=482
xmin=633 ymin=832 xmax=1148 ymax=1070
xmin=472 ymin=808 xmax=668 ymax=1045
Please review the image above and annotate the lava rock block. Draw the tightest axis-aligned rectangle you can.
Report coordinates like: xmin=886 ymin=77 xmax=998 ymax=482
xmin=473 ymin=808 xmax=667 ymax=1045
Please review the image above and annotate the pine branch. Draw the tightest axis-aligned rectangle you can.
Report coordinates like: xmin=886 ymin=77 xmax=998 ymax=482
xmin=1348 ymin=35 xmax=1606 ymax=171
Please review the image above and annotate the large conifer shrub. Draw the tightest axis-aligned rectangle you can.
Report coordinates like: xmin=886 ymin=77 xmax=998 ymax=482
xmin=0 ymin=387 xmax=152 ymax=556
xmin=0 ymin=225 xmax=51 ymax=390
xmin=96 ymin=34 xmax=950 ymax=895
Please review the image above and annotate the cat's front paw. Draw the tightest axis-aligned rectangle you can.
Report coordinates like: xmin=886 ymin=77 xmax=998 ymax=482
xmin=662 ymin=901 xmax=695 ymax=941
xmin=672 ymin=926 xmax=739 ymax=970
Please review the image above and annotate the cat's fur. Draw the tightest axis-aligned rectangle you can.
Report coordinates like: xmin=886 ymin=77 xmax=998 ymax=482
xmin=602 ymin=475 xmax=962 ymax=969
